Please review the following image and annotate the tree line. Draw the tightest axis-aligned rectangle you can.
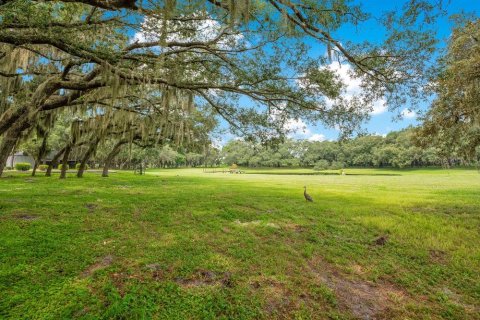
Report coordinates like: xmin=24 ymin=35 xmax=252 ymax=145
xmin=221 ymin=128 xmax=477 ymax=169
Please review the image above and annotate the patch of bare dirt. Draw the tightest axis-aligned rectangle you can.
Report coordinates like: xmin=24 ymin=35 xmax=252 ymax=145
xmin=175 ymin=269 xmax=234 ymax=288
xmin=81 ymin=255 xmax=114 ymax=278
xmin=84 ymin=203 xmax=97 ymax=213
xmin=12 ymin=212 xmax=39 ymax=220
xmin=308 ymin=256 xmax=409 ymax=320
xmin=222 ymin=227 xmax=232 ymax=234
xmin=373 ymin=235 xmax=389 ymax=246
xmin=282 ymin=223 xmax=308 ymax=233
xmin=429 ymin=249 xmax=448 ymax=264
xmin=144 ymin=263 xmax=164 ymax=280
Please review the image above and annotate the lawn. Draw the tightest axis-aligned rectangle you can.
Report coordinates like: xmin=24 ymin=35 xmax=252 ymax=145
xmin=0 ymin=168 xmax=479 ymax=319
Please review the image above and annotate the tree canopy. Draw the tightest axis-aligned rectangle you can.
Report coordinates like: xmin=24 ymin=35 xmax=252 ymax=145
xmin=0 ymin=0 xmax=446 ymax=176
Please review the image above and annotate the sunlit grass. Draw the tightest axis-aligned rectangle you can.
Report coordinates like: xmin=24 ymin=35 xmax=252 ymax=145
xmin=1 ymin=168 xmax=479 ymax=319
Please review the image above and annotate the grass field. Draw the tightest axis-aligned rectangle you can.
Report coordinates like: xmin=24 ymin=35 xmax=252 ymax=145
xmin=0 ymin=168 xmax=479 ymax=319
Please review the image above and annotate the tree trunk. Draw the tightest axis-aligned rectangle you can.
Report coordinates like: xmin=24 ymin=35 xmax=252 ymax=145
xmin=46 ymin=147 xmax=65 ymax=177
xmin=59 ymin=144 xmax=72 ymax=179
xmin=32 ymin=161 xmax=39 ymax=177
xmin=0 ymin=131 xmax=19 ymax=176
xmin=77 ymin=139 xmax=99 ymax=178
xmin=32 ymin=134 xmax=49 ymax=177
xmin=102 ymin=140 xmax=127 ymax=177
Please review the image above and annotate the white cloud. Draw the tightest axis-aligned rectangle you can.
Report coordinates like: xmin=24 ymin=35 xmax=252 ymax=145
xmin=283 ymin=118 xmax=327 ymax=142
xmin=401 ymin=108 xmax=416 ymax=119
xmin=284 ymin=118 xmax=310 ymax=135
xmin=324 ymin=62 xmax=387 ymax=116
xmin=308 ymin=133 xmax=326 ymax=142
xmin=371 ymin=99 xmax=387 ymax=115
xmin=373 ymin=132 xmax=387 ymax=138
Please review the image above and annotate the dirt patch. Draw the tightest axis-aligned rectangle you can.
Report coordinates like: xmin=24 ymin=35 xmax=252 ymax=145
xmin=308 ymin=256 xmax=409 ymax=319
xmin=373 ymin=235 xmax=389 ymax=246
xmin=12 ymin=212 xmax=39 ymax=220
xmin=85 ymin=203 xmax=97 ymax=213
xmin=144 ymin=263 xmax=164 ymax=280
xmin=282 ymin=223 xmax=308 ymax=233
xmin=222 ymin=227 xmax=232 ymax=234
xmin=81 ymin=255 xmax=114 ymax=278
xmin=429 ymin=249 xmax=448 ymax=264
xmin=175 ymin=269 xmax=234 ymax=288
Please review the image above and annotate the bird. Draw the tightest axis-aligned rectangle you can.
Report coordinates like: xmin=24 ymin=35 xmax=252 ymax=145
xmin=303 ymin=186 xmax=313 ymax=202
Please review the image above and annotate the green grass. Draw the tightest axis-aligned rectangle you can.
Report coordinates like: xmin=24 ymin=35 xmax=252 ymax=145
xmin=1 ymin=168 xmax=479 ymax=319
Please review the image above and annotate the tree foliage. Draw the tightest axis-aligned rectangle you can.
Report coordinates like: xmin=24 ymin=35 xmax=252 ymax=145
xmin=0 ymin=0 xmax=446 ymax=176
xmin=416 ymin=18 xmax=480 ymax=161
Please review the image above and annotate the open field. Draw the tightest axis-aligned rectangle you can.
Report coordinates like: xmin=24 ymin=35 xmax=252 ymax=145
xmin=1 ymin=168 xmax=479 ymax=319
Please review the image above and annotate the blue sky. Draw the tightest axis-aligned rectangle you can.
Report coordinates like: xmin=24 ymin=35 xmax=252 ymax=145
xmin=292 ymin=0 xmax=480 ymax=142
xmin=216 ymin=0 xmax=480 ymax=144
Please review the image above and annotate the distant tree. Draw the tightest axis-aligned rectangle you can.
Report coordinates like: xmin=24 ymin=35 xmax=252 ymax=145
xmin=313 ymin=159 xmax=330 ymax=171
xmin=158 ymin=145 xmax=178 ymax=168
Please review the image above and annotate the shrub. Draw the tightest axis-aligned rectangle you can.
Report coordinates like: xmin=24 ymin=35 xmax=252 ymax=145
xmin=15 ymin=162 xmax=31 ymax=171
xmin=38 ymin=164 xmax=49 ymax=171
xmin=58 ymin=164 xmax=69 ymax=171
xmin=313 ymin=159 xmax=330 ymax=171
xmin=75 ymin=163 xmax=89 ymax=170
xmin=329 ymin=161 xmax=345 ymax=170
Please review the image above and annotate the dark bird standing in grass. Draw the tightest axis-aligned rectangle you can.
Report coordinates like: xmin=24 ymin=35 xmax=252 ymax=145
xmin=303 ymin=186 xmax=313 ymax=202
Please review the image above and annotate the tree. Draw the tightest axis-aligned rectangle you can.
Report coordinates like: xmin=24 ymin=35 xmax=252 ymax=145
xmin=416 ymin=18 xmax=480 ymax=161
xmin=158 ymin=145 xmax=178 ymax=168
xmin=313 ymin=159 xmax=330 ymax=171
xmin=0 ymin=0 xmax=445 ymax=176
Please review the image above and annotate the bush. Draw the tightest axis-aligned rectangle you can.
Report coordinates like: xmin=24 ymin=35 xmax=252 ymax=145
xmin=329 ymin=161 xmax=345 ymax=170
xmin=38 ymin=164 xmax=49 ymax=171
xmin=75 ymin=163 xmax=89 ymax=170
xmin=313 ymin=159 xmax=330 ymax=171
xmin=15 ymin=162 xmax=31 ymax=171
xmin=58 ymin=164 xmax=69 ymax=171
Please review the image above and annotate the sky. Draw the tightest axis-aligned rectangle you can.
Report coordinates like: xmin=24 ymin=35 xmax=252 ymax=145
xmin=215 ymin=0 xmax=480 ymax=145
xmin=284 ymin=0 xmax=480 ymax=143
